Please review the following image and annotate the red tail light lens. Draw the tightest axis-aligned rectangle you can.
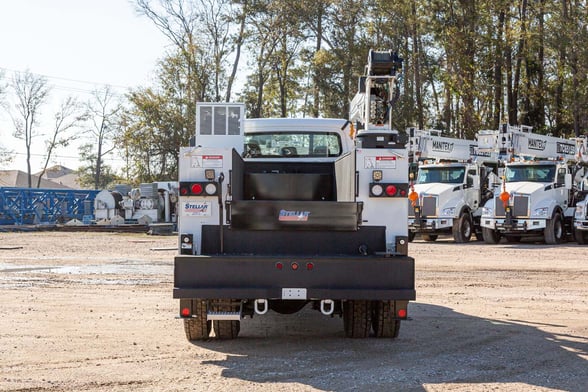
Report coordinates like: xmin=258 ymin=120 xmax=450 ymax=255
xmin=181 ymin=307 xmax=191 ymax=317
xmin=397 ymin=309 xmax=407 ymax=318
xmin=370 ymin=183 xmax=408 ymax=197
xmin=179 ymin=181 xmax=219 ymax=196
xmin=385 ymin=185 xmax=397 ymax=196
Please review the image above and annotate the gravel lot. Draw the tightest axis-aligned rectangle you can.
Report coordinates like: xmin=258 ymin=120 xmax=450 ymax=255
xmin=0 ymin=231 xmax=586 ymax=391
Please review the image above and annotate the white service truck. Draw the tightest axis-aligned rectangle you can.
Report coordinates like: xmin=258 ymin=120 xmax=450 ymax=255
xmin=407 ymin=129 xmax=500 ymax=242
xmin=480 ymin=124 xmax=584 ymax=244
xmin=572 ymin=136 xmax=588 ymax=244
xmin=173 ymin=50 xmax=415 ymax=340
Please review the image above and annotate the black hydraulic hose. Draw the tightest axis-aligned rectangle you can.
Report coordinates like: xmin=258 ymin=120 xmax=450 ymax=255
xmin=217 ymin=172 xmax=225 ymax=254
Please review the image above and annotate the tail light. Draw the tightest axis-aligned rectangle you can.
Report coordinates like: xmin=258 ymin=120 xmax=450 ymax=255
xmin=180 ymin=181 xmax=218 ymax=196
xmin=369 ymin=183 xmax=408 ymax=197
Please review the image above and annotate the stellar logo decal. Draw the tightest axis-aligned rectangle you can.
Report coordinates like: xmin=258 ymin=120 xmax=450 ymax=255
xmin=279 ymin=210 xmax=310 ymax=222
xmin=183 ymin=201 xmax=212 ymax=216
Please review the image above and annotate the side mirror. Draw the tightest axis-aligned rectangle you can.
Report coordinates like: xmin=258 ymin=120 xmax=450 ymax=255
xmin=565 ymin=173 xmax=572 ymax=190
xmin=473 ymin=175 xmax=480 ymax=189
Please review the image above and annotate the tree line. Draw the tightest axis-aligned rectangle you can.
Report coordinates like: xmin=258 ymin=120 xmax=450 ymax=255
xmin=2 ymin=0 xmax=587 ymax=187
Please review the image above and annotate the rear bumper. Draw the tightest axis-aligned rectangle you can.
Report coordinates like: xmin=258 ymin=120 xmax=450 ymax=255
xmin=174 ymin=254 xmax=415 ymax=301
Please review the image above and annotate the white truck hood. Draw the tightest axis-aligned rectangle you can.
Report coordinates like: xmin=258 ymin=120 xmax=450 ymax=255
xmin=503 ymin=182 xmax=546 ymax=196
xmin=414 ymin=182 xmax=459 ymax=196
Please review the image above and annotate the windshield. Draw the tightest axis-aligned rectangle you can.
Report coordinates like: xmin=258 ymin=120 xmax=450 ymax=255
xmin=416 ymin=166 xmax=465 ymax=184
xmin=505 ymin=164 xmax=556 ymax=183
xmin=243 ymin=132 xmax=342 ymax=158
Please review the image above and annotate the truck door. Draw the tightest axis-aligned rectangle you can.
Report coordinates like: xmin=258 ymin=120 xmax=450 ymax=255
xmin=465 ymin=167 xmax=480 ymax=209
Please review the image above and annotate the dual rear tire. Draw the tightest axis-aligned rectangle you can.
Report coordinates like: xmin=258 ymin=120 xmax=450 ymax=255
xmin=343 ymin=300 xmax=400 ymax=338
xmin=184 ymin=299 xmax=240 ymax=341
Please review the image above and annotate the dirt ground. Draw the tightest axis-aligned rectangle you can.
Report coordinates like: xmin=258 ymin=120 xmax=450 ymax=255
xmin=0 ymin=231 xmax=586 ymax=392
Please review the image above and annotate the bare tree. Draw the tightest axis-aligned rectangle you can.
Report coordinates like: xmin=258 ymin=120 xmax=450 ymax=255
xmin=36 ymin=97 xmax=87 ymax=188
xmin=84 ymin=87 xmax=121 ymax=189
xmin=8 ymin=70 xmax=50 ymax=188
xmin=225 ymin=0 xmax=249 ymax=102
xmin=0 ymin=70 xmax=12 ymax=166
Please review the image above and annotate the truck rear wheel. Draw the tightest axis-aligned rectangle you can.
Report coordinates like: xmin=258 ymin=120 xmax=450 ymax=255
xmin=183 ymin=300 xmax=211 ymax=341
xmin=452 ymin=212 xmax=472 ymax=243
xmin=545 ymin=212 xmax=564 ymax=245
xmin=213 ymin=320 xmax=240 ymax=339
xmin=482 ymin=227 xmax=501 ymax=244
xmin=421 ymin=234 xmax=438 ymax=242
xmin=211 ymin=300 xmax=240 ymax=339
xmin=343 ymin=300 xmax=371 ymax=338
xmin=575 ymin=228 xmax=588 ymax=245
xmin=371 ymin=300 xmax=400 ymax=338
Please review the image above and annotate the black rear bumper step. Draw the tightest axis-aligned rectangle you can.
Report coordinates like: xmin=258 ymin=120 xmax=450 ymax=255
xmin=174 ymin=254 xmax=415 ymax=301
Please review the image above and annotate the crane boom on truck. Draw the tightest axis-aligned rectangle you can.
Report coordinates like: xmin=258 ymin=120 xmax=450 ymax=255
xmin=406 ymin=128 xmax=500 ymax=243
xmin=477 ymin=124 xmax=579 ymax=162
xmin=480 ymin=124 xmax=586 ymax=244
xmin=173 ymin=49 xmax=415 ymax=340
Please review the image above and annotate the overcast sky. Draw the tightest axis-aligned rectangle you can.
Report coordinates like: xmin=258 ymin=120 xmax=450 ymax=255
xmin=0 ymin=0 xmax=169 ymax=173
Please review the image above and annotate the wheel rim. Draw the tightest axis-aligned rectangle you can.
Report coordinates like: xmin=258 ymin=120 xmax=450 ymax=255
xmin=555 ymin=219 xmax=563 ymax=239
xmin=463 ymin=219 xmax=471 ymax=238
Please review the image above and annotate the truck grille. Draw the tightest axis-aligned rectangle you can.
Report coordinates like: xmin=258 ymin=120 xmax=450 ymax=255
xmin=494 ymin=195 xmax=529 ymax=217
xmin=421 ymin=196 xmax=437 ymax=217
xmin=513 ymin=196 xmax=529 ymax=217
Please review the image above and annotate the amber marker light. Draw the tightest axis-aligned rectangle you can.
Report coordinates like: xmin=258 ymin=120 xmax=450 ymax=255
xmin=500 ymin=191 xmax=510 ymax=207
xmin=408 ymin=190 xmax=419 ymax=206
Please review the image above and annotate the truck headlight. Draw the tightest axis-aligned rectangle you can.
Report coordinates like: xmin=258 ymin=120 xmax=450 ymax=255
xmin=533 ymin=207 xmax=549 ymax=217
xmin=482 ymin=207 xmax=493 ymax=216
xmin=441 ymin=207 xmax=456 ymax=217
xmin=576 ymin=205 xmax=586 ymax=218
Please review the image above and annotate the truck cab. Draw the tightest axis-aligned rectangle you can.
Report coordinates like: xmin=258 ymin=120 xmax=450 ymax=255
xmin=481 ymin=160 xmax=573 ymax=244
xmin=407 ymin=128 xmax=499 ymax=242
xmin=409 ymin=160 xmax=500 ymax=242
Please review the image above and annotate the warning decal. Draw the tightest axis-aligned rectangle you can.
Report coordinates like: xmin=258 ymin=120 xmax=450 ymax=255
xmin=191 ymin=155 xmax=223 ymax=168
xmin=364 ymin=156 xmax=397 ymax=169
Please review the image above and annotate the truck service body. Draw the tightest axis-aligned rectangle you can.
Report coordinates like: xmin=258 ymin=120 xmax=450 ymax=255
xmin=174 ymin=50 xmax=415 ymax=340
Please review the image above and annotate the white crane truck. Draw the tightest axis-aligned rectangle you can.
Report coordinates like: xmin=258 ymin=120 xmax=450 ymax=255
xmin=479 ymin=124 xmax=586 ymax=244
xmin=173 ymin=50 xmax=415 ymax=340
xmin=406 ymin=129 xmax=500 ymax=242
xmin=572 ymin=136 xmax=588 ymax=244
